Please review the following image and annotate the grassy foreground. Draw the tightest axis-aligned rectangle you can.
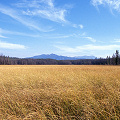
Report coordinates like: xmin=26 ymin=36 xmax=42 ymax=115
xmin=0 ymin=65 xmax=120 ymax=120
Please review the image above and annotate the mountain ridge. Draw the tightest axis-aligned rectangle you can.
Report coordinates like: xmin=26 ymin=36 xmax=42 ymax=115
xmin=28 ymin=54 xmax=96 ymax=60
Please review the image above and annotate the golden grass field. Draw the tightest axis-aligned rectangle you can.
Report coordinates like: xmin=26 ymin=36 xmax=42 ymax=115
xmin=0 ymin=65 xmax=120 ymax=120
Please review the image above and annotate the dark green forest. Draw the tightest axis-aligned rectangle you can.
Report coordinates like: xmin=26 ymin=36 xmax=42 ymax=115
xmin=0 ymin=50 xmax=119 ymax=65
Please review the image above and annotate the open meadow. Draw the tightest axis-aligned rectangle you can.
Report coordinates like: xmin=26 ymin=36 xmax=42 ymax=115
xmin=0 ymin=65 xmax=120 ymax=120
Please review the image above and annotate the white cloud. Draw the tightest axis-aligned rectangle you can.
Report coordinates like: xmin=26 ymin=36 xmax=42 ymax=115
xmin=79 ymin=24 xmax=84 ymax=29
xmin=23 ymin=9 xmax=67 ymax=23
xmin=91 ymin=0 xmax=120 ymax=12
xmin=0 ymin=34 xmax=7 ymax=38
xmin=72 ymin=24 xmax=78 ymax=28
xmin=0 ymin=27 xmax=86 ymax=39
xmin=49 ymin=35 xmax=73 ymax=39
xmin=114 ymin=38 xmax=120 ymax=42
xmin=0 ymin=4 xmax=54 ymax=32
xmin=0 ymin=41 xmax=26 ymax=49
xmin=83 ymin=37 xmax=96 ymax=42
xmin=55 ymin=44 xmax=120 ymax=53
xmin=14 ymin=0 xmax=54 ymax=8
xmin=72 ymin=24 xmax=84 ymax=29
xmin=46 ymin=33 xmax=88 ymax=39
xmin=0 ymin=0 xmax=79 ymax=32
xmin=0 ymin=29 xmax=8 ymax=38
xmin=0 ymin=28 xmax=41 ymax=37
xmin=15 ymin=0 xmax=67 ymax=23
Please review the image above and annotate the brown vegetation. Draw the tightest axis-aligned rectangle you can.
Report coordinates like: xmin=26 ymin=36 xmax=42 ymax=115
xmin=0 ymin=65 xmax=120 ymax=119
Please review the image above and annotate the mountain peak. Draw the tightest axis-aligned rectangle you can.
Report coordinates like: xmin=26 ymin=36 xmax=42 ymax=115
xmin=28 ymin=54 xmax=96 ymax=60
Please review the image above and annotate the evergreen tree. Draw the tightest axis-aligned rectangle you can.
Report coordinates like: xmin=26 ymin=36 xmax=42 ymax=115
xmin=108 ymin=56 xmax=111 ymax=65
xmin=107 ymin=56 xmax=109 ymax=65
xmin=115 ymin=50 xmax=119 ymax=65
xmin=112 ymin=54 xmax=116 ymax=65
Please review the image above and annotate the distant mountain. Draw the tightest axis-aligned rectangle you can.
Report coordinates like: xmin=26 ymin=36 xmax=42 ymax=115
xmin=28 ymin=54 xmax=96 ymax=60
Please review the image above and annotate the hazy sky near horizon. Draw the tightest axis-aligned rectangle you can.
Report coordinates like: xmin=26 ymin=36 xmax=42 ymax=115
xmin=0 ymin=0 xmax=120 ymax=58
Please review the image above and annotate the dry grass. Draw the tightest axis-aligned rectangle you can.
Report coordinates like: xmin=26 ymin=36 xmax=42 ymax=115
xmin=0 ymin=65 xmax=120 ymax=120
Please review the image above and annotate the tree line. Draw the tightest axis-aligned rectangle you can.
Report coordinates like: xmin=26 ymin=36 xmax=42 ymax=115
xmin=0 ymin=50 xmax=119 ymax=65
xmin=106 ymin=50 xmax=120 ymax=65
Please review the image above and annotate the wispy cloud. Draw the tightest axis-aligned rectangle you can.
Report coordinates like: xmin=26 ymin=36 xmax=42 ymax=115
xmin=48 ymin=35 xmax=73 ymax=39
xmin=0 ymin=4 xmax=54 ymax=32
xmin=114 ymin=38 xmax=120 ymax=42
xmin=0 ymin=34 xmax=7 ymax=38
xmin=79 ymin=24 xmax=84 ymax=29
xmin=0 ymin=41 xmax=26 ymax=49
xmin=55 ymin=44 xmax=120 ymax=53
xmin=14 ymin=0 xmax=54 ymax=9
xmin=0 ymin=28 xmax=41 ymax=38
xmin=91 ymin=0 xmax=120 ymax=12
xmin=45 ymin=33 xmax=90 ymax=39
xmin=0 ymin=0 xmax=80 ymax=33
xmin=72 ymin=24 xmax=84 ymax=29
xmin=15 ymin=0 xmax=68 ymax=23
xmin=83 ymin=37 xmax=96 ymax=42
xmin=47 ymin=33 xmax=96 ymax=43
xmin=0 ymin=27 xmax=86 ymax=39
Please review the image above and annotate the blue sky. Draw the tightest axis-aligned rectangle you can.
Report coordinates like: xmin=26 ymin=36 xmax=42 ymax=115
xmin=0 ymin=0 xmax=120 ymax=58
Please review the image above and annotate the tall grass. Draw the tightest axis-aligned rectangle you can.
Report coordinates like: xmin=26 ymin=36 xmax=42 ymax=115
xmin=0 ymin=65 xmax=120 ymax=119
